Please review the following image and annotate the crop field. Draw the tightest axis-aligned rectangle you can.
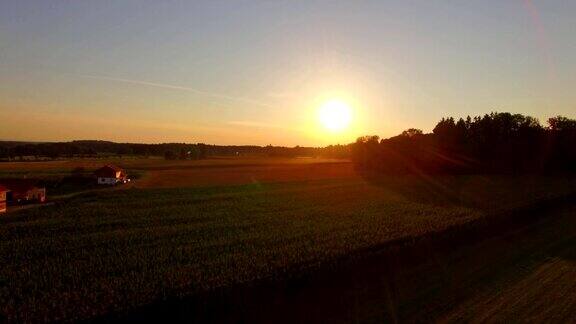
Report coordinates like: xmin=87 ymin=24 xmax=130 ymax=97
xmin=437 ymin=205 xmax=576 ymax=322
xmin=1 ymin=157 xmax=576 ymax=322
xmin=135 ymin=160 xmax=356 ymax=188
xmin=238 ymin=204 xmax=576 ymax=323
xmin=0 ymin=156 xmax=346 ymax=175
xmin=346 ymin=204 xmax=576 ymax=323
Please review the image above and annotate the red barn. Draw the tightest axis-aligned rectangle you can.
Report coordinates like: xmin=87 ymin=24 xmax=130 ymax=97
xmin=0 ymin=179 xmax=46 ymax=204
xmin=0 ymin=185 xmax=8 ymax=214
xmin=94 ymin=165 xmax=129 ymax=185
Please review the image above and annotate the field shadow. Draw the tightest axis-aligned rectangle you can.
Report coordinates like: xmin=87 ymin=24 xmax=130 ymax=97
xmin=357 ymin=171 xmax=576 ymax=213
xmin=357 ymin=171 xmax=488 ymax=209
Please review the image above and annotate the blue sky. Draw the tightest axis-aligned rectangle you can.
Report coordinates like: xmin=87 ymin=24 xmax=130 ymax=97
xmin=1 ymin=0 xmax=575 ymax=145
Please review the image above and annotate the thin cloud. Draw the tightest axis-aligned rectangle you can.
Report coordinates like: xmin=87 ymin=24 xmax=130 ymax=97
xmin=227 ymin=120 xmax=286 ymax=129
xmin=266 ymin=91 xmax=295 ymax=99
xmin=79 ymin=74 xmax=275 ymax=108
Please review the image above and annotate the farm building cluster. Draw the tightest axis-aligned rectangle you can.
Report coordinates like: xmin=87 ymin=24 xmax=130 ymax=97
xmin=0 ymin=165 xmax=129 ymax=214
xmin=94 ymin=165 xmax=130 ymax=185
xmin=0 ymin=179 xmax=46 ymax=214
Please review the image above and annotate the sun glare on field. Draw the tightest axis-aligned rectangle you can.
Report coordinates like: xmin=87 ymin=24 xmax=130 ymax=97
xmin=318 ymin=99 xmax=352 ymax=132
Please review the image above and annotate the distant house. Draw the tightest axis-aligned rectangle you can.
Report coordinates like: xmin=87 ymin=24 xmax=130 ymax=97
xmin=0 ymin=185 xmax=8 ymax=214
xmin=0 ymin=179 xmax=46 ymax=204
xmin=94 ymin=165 xmax=129 ymax=185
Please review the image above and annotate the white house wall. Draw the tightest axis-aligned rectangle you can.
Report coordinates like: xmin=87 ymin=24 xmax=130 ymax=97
xmin=98 ymin=177 xmax=118 ymax=185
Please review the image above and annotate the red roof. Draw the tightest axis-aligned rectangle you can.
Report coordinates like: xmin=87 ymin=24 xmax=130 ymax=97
xmin=94 ymin=165 xmax=125 ymax=177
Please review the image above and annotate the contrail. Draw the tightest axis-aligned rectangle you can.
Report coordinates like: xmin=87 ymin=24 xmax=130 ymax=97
xmin=79 ymin=74 xmax=275 ymax=109
xmin=522 ymin=0 xmax=557 ymax=81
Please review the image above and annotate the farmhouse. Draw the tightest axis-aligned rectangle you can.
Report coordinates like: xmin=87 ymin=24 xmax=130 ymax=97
xmin=0 ymin=185 xmax=7 ymax=214
xmin=94 ymin=165 xmax=129 ymax=185
xmin=0 ymin=179 xmax=46 ymax=204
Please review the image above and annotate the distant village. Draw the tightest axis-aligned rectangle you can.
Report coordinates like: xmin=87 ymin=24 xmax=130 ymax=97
xmin=0 ymin=165 xmax=129 ymax=214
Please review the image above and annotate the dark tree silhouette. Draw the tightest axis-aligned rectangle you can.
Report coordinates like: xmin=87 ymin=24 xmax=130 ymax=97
xmin=0 ymin=140 xmax=351 ymax=161
xmin=352 ymin=112 xmax=576 ymax=174
xmin=401 ymin=128 xmax=423 ymax=138
xmin=164 ymin=150 xmax=177 ymax=160
xmin=548 ymin=116 xmax=576 ymax=131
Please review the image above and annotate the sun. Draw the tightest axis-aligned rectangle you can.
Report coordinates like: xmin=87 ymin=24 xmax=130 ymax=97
xmin=318 ymin=99 xmax=352 ymax=132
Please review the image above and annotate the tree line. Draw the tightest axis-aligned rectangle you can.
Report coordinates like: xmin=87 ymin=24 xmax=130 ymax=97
xmin=352 ymin=113 xmax=576 ymax=174
xmin=0 ymin=140 xmax=350 ymax=161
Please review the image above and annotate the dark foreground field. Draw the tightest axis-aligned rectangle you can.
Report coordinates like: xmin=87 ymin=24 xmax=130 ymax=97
xmin=121 ymin=203 xmax=576 ymax=323
xmin=1 ymin=159 xmax=576 ymax=322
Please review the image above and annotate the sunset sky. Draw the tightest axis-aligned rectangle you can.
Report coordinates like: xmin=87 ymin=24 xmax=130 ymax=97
xmin=1 ymin=1 xmax=576 ymax=146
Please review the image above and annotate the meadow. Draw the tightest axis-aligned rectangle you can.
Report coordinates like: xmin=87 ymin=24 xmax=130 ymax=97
xmin=1 ymin=158 xmax=576 ymax=321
